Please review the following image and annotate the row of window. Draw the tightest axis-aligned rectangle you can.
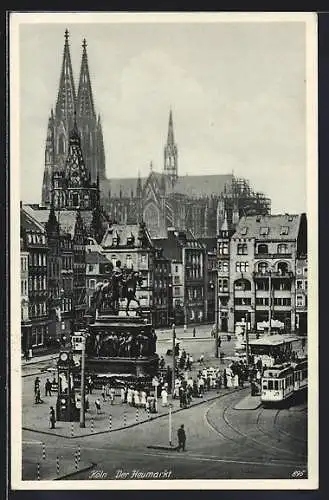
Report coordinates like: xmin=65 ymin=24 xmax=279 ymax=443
xmin=187 ymin=287 xmax=204 ymax=301
xmin=235 ymin=261 xmax=291 ymax=275
xmin=29 ymin=253 xmax=47 ymax=267
xmin=62 ymin=256 xmax=73 ymax=270
xmin=220 ymin=242 xmax=292 ymax=256
xmin=29 ymin=276 xmax=47 ymax=292
xmin=61 ymin=298 xmax=73 ymax=312
xmin=296 ymin=280 xmax=308 ymax=290
xmin=234 ymin=297 xmax=292 ymax=306
xmin=297 ymin=296 xmax=308 ymax=307
xmin=29 ymin=302 xmax=47 ymax=318
xmin=27 ymin=233 xmax=46 ymax=245
xmin=186 ymin=268 xmax=204 ymax=279
xmin=31 ymin=325 xmax=47 ymax=347
xmin=21 ymin=256 xmax=28 ymax=272
xmin=21 ymin=279 xmax=28 ymax=296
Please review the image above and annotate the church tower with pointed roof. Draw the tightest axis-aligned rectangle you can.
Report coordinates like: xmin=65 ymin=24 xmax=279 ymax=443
xmin=52 ymin=115 xmax=100 ymax=211
xmin=164 ymin=109 xmax=178 ymax=186
xmin=41 ymin=31 xmax=107 ymax=206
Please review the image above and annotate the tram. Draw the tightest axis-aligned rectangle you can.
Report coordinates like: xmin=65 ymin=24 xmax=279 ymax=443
xmin=261 ymin=358 xmax=307 ymax=406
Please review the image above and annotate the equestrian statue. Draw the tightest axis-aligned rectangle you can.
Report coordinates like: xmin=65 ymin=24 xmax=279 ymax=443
xmin=90 ymin=260 xmax=143 ymax=318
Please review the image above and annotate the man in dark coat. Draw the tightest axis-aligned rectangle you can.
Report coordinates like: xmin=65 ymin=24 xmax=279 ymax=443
xmin=177 ymin=424 xmax=186 ymax=451
xmin=45 ymin=379 xmax=52 ymax=397
xmin=49 ymin=406 xmax=56 ymax=429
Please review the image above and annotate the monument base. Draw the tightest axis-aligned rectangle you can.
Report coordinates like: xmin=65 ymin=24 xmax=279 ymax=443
xmin=86 ymin=353 xmax=159 ymax=379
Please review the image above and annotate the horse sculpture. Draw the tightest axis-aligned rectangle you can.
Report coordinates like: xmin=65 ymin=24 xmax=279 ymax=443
xmin=91 ymin=268 xmax=143 ymax=317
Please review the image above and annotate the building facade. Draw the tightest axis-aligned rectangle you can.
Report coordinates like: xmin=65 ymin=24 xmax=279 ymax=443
xmin=85 ymin=249 xmax=113 ymax=310
xmin=21 ymin=209 xmax=49 ymax=351
xmin=42 ymin=31 xmax=106 ymax=206
xmin=101 ymin=222 xmax=155 ymax=319
xmin=59 ymin=231 xmax=75 ymax=336
xmin=153 ymin=248 xmax=172 ymax=327
xmin=228 ymin=213 xmax=307 ymax=334
xmin=21 ymin=242 xmax=31 ymax=355
xmin=295 ymin=257 xmax=308 ymax=335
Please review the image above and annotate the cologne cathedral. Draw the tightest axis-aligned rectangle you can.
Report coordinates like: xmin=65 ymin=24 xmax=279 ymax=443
xmin=41 ymin=31 xmax=271 ymax=240
xmin=41 ymin=30 xmax=106 ymax=207
xmin=101 ymin=109 xmax=271 ymax=238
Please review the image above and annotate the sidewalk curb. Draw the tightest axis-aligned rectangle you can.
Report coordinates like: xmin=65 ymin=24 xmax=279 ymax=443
xmin=54 ymin=462 xmax=96 ymax=480
xmin=22 ymin=355 xmax=58 ymax=366
xmin=147 ymin=445 xmax=177 ymax=451
xmin=23 ymin=388 xmax=245 ymax=440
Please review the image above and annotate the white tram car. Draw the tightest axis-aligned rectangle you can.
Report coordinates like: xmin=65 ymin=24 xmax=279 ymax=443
xmin=261 ymin=359 xmax=307 ymax=406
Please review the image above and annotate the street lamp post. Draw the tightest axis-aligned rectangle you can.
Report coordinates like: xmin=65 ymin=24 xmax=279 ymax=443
xmin=268 ymin=270 xmax=272 ymax=335
xmin=214 ymin=273 xmax=219 ymax=358
xmin=245 ymin=310 xmax=250 ymax=369
xmin=172 ymin=323 xmax=176 ymax=398
xmin=79 ymin=335 xmax=86 ymax=428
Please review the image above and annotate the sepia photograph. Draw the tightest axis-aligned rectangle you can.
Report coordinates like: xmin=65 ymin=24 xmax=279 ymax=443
xmin=10 ymin=11 xmax=318 ymax=489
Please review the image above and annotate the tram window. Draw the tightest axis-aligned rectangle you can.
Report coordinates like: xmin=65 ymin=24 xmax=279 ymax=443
xmin=262 ymin=381 xmax=267 ymax=389
xmin=274 ymin=381 xmax=279 ymax=390
xmin=282 ymin=380 xmax=285 ymax=389
xmin=268 ymin=380 xmax=273 ymax=390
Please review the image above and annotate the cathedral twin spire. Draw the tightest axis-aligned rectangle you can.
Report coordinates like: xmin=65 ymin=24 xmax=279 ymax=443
xmin=42 ymin=30 xmax=106 ymax=206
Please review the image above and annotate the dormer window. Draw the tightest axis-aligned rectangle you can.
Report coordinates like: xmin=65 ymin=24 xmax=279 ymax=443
xmin=260 ymin=227 xmax=269 ymax=236
xmin=240 ymin=227 xmax=248 ymax=235
xmin=280 ymin=226 xmax=289 ymax=235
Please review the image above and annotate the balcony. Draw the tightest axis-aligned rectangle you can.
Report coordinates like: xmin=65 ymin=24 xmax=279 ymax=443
xmin=253 ymin=271 xmax=294 ymax=279
xmin=255 ymin=253 xmax=292 ymax=259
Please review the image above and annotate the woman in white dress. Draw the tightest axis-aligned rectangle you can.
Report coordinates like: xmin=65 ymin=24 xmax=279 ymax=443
xmin=226 ymin=368 xmax=233 ymax=388
xmin=127 ymin=387 xmax=133 ymax=406
xmin=134 ymin=389 xmax=140 ymax=407
xmin=161 ymin=388 xmax=168 ymax=407
xmin=140 ymin=390 xmax=147 ymax=408
xmin=121 ymin=387 xmax=125 ymax=404
xmin=233 ymin=373 xmax=239 ymax=388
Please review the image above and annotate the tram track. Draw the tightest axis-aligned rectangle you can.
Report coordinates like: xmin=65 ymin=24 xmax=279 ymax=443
xmin=205 ymin=393 xmax=307 ymax=465
xmin=273 ymin=408 xmax=307 ymax=446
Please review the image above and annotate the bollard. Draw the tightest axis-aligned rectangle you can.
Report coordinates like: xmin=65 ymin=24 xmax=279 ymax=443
xmin=78 ymin=445 xmax=81 ymax=463
xmin=91 ymin=418 xmax=94 ymax=433
xmin=56 ymin=456 xmax=60 ymax=476
xmin=71 ymin=422 xmax=74 ymax=437
xmin=109 ymin=414 xmax=112 ymax=431
xmin=36 ymin=463 xmax=40 ymax=481
xmin=42 ymin=443 xmax=46 ymax=460
xmin=123 ymin=411 xmax=127 ymax=427
xmin=136 ymin=408 xmax=139 ymax=423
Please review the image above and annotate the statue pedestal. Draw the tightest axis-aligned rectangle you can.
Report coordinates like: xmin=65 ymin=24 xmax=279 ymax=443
xmin=85 ymin=314 xmax=159 ymax=383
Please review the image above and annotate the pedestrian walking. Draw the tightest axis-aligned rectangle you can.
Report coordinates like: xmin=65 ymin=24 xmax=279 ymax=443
xmin=193 ymin=327 xmax=196 ymax=338
xmin=177 ymin=424 xmax=186 ymax=451
xmin=159 ymin=356 xmax=165 ymax=370
xmin=101 ymin=385 xmax=106 ymax=402
xmin=35 ymin=388 xmax=43 ymax=404
xmin=109 ymin=387 xmax=115 ymax=405
xmin=233 ymin=373 xmax=239 ymax=388
xmin=223 ymin=369 xmax=227 ymax=389
xmin=45 ymin=379 xmax=52 ymax=397
xmin=34 ymin=377 xmax=40 ymax=396
xmin=49 ymin=406 xmax=56 ymax=429
xmin=120 ymin=387 xmax=125 ymax=404
xmin=95 ymin=399 xmax=101 ymax=414
xmin=140 ymin=389 xmax=147 ymax=408
xmin=161 ymin=387 xmax=168 ymax=407
xmin=199 ymin=354 xmax=204 ymax=364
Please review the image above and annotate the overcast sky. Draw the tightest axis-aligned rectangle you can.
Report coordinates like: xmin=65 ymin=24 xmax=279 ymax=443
xmin=17 ymin=18 xmax=310 ymax=213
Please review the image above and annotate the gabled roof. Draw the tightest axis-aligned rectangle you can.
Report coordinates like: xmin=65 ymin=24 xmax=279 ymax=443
xmin=233 ymin=214 xmax=302 ymax=241
xmin=21 ymin=208 xmax=45 ymax=233
xmin=23 ymin=205 xmax=92 ymax=237
xmin=101 ymin=223 xmax=153 ymax=249
xmin=86 ymin=250 xmax=111 ymax=265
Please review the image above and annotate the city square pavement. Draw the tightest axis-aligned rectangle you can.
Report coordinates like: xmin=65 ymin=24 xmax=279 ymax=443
xmin=22 ymin=331 xmax=239 ymax=438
